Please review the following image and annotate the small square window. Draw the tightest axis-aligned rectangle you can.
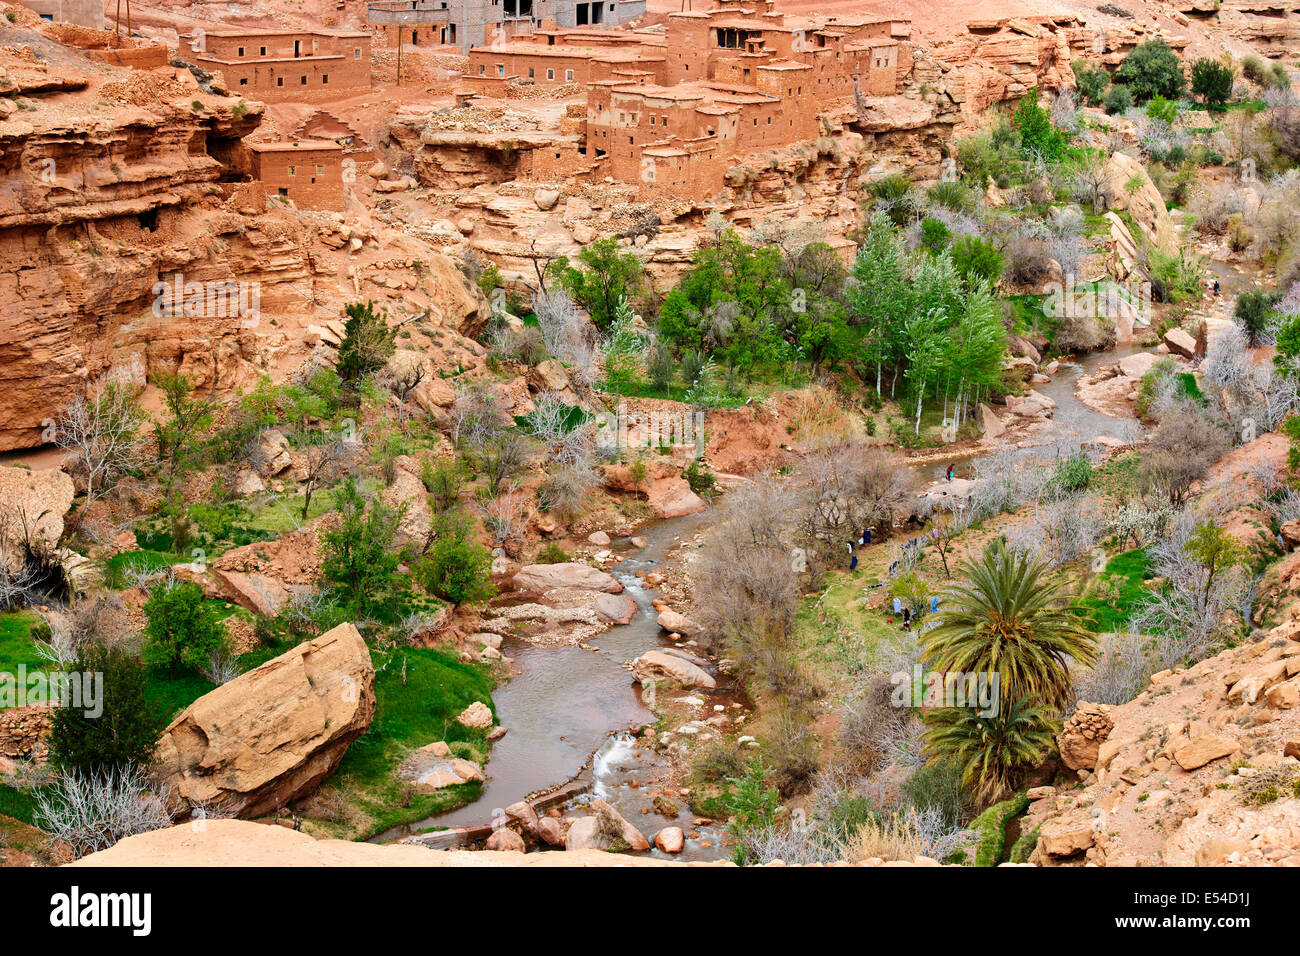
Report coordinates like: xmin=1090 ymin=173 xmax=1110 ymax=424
xmin=547 ymin=68 xmax=554 ymax=80
xmin=288 ymin=166 xmax=296 ymax=176
xmin=565 ymin=69 xmax=574 ymax=81
xmin=239 ymin=78 xmax=247 ymax=86
xmin=355 ymin=49 xmax=361 ymax=58
xmin=497 ymin=64 xmax=504 ymax=76
xmin=528 ymin=67 xmax=535 ymax=78
xmin=322 ymin=74 xmax=329 ymax=84
xmin=301 ymin=76 xmax=307 ymax=84
xmin=260 ymin=46 xmax=267 ymax=55
xmin=238 ymin=47 xmax=245 ymax=56
xmin=317 ymin=165 xmax=325 ymax=175
xmin=479 ymin=64 xmax=486 ymax=75
xmin=277 ymin=76 xmax=284 ymax=86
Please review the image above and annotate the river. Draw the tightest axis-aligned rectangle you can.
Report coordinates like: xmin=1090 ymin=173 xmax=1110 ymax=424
xmin=378 ymin=339 xmax=1153 ymax=855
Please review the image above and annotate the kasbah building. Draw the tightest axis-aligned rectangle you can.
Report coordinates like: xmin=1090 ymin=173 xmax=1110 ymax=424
xmin=462 ymin=0 xmax=911 ymax=199
xmin=156 ymin=0 xmax=910 ymax=209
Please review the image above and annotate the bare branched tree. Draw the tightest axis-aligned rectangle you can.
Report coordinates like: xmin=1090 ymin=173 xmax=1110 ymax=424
xmin=33 ymin=766 xmax=173 ymax=860
xmin=53 ymin=367 xmax=149 ymax=526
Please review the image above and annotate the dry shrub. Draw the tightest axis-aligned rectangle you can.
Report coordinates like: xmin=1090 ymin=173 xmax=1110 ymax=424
xmin=835 ymin=675 xmax=919 ymax=776
xmin=1191 ymin=183 xmax=1251 ymax=235
xmin=537 ymin=463 xmax=600 ymax=524
xmin=840 ymin=810 xmax=933 ymax=863
xmin=794 ymin=441 xmax=909 ymax=559
xmin=1140 ymin=405 xmax=1233 ymax=505
xmin=789 ymin=386 xmax=849 ymax=442
xmin=1003 ymin=235 xmax=1056 ymax=287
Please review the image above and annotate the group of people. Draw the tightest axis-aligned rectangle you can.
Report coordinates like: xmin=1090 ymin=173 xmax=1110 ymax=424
xmin=890 ymin=595 xmax=940 ymax=631
xmin=846 ymin=527 xmax=872 ymax=571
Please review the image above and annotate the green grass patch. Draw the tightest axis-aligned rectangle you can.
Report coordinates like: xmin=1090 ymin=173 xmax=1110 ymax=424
xmin=301 ymin=646 xmax=497 ymax=840
xmin=1079 ymin=548 xmax=1154 ymax=632
xmin=105 ymin=549 xmax=183 ymax=588
xmin=0 ymin=611 xmax=45 ymax=677
xmin=0 ymin=782 xmax=38 ymax=825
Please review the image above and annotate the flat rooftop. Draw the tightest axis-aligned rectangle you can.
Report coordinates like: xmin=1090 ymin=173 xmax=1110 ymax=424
xmin=247 ymin=139 xmax=344 ymax=152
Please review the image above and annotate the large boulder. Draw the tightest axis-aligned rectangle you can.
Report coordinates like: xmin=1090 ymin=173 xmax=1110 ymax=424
xmin=1163 ymin=327 xmax=1197 ymax=360
xmin=512 ymin=562 xmax=623 ymax=593
xmin=0 ymin=466 xmax=75 ymax=553
xmin=632 ymin=648 xmax=716 ymax=689
xmin=154 ymin=622 xmax=376 ymax=819
xmin=656 ymin=608 xmax=702 ymax=636
xmin=564 ymin=799 xmax=650 ymax=852
xmin=1099 ymin=152 xmax=1171 ymax=247
xmin=978 ymin=404 xmax=1004 ymax=439
xmin=254 ymin=428 xmax=295 ymax=477
xmin=647 ymin=478 xmax=705 ymax=519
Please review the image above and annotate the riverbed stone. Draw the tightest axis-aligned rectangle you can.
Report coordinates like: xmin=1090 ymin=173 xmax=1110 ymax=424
xmin=655 ymin=826 xmax=685 ymax=853
xmin=486 ymin=828 xmax=526 ymax=852
xmin=512 ymin=562 xmax=624 ymax=593
xmin=564 ymin=799 xmax=650 ymax=852
xmin=633 ymin=649 xmax=716 ymax=689
xmin=595 ymin=592 xmax=638 ymax=625
xmin=456 ymin=701 xmax=494 ymax=730
xmin=657 ymin=608 xmax=703 ymax=636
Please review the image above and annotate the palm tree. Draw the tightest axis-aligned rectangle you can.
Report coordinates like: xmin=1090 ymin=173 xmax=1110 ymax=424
xmin=922 ymin=697 xmax=1060 ymax=807
xmin=923 ymin=537 xmax=1096 ymax=712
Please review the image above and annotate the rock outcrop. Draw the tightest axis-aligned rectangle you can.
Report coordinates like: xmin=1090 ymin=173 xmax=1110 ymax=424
xmin=0 ymin=466 xmax=75 ymax=552
xmin=1033 ymin=627 xmax=1300 ymax=866
xmin=154 ymin=622 xmax=376 ymax=819
xmin=1057 ymin=701 xmax=1114 ymax=772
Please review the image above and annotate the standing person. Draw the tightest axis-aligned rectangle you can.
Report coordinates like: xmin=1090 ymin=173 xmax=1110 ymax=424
xmin=902 ymin=606 xmax=911 ymax=630
xmin=946 ymin=463 xmax=955 ymax=482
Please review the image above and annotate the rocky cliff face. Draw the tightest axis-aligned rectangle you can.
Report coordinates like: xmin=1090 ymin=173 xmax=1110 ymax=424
xmin=1030 ymin=621 xmax=1300 ymax=866
xmin=0 ymin=26 xmax=491 ymax=453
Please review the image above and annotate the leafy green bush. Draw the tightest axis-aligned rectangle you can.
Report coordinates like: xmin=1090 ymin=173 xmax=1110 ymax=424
xmin=867 ymin=174 xmax=913 ymax=226
xmin=920 ymin=217 xmax=952 ymax=255
xmin=1145 ymin=95 xmax=1180 ymax=124
xmin=535 ymin=541 xmax=568 ymax=564
xmin=337 ymin=301 xmax=397 ymax=384
xmin=1103 ymin=84 xmax=1134 ymax=114
xmin=1147 ymin=248 xmax=1206 ymax=304
xmin=1235 ymin=288 xmax=1282 ymax=346
xmin=142 ymin=580 xmax=227 ymax=678
xmin=547 ymin=237 xmax=646 ymax=330
xmin=1072 ymin=61 xmax=1111 ymax=105
xmin=413 ymin=510 xmax=495 ymax=609
xmin=49 ymin=644 xmax=168 ymax=776
xmin=683 ymin=457 xmax=716 ymax=495
xmin=950 ymin=235 xmax=1004 ymax=288
xmin=1050 ymin=451 xmax=1093 ymax=495
xmin=1012 ymin=89 xmax=1067 ymax=162
xmin=928 ymin=179 xmax=974 ymax=213
xmin=320 ymin=476 xmax=408 ymax=619
xmin=1242 ymin=54 xmax=1267 ymax=85
xmin=1190 ymin=57 xmax=1234 ymax=107
xmin=1116 ymin=39 xmax=1186 ymax=103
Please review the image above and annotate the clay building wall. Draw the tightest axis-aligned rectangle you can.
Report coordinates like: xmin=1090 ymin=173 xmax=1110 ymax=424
xmin=193 ymin=30 xmax=372 ymax=100
xmin=248 ymin=142 xmax=346 ymax=211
